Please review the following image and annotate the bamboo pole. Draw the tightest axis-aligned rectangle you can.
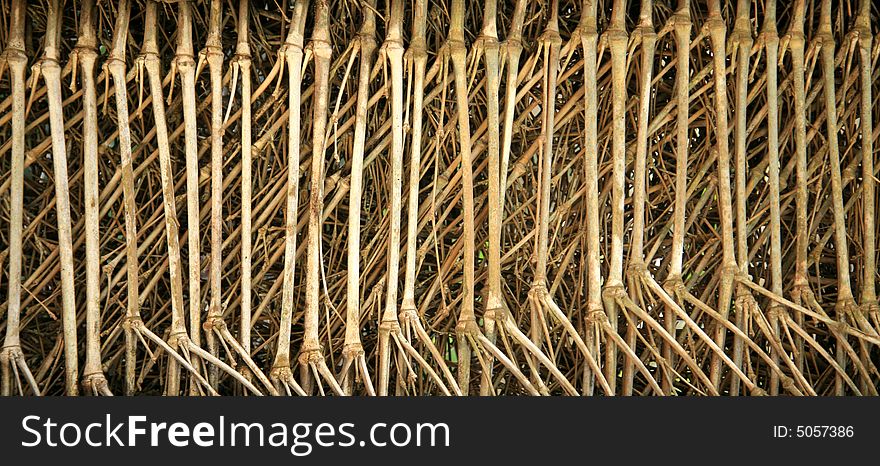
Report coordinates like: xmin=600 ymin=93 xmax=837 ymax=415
xmin=662 ymin=0 xmax=691 ymax=395
xmin=106 ymin=0 xmax=143 ymax=396
xmin=73 ymin=0 xmax=113 ymax=396
xmin=786 ymin=0 xmax=809 ymax=378
xmin=729 ymin=0 xmax=753 ymax=397
xmin=270 ymin=0 xmax=308 ymax=397
xmin=139 ymin=0 xmax=187 ymax=395
xmin=707 ymin=0 xmax=739 ymax=391
xmin=0 ymin=0 xmax=40 ymax=396
xmin=579 ymin=0 xmax=606 ymax=397
xmin=854 ymin=0 xmax=878 ymax=329
xmin=817 ymin=0 xmax=858 ymax=395
xmin=340 ymin=0 xmax=377 ymax=396
xmin=760 ymin=0 xmax=785 ymax=396
xmin=172 ymin=0 xmax=203 ymax=357
xmin=37 ymin=0 xmax=80 ymax=396
xmin=235 ymin=0 xmax=254 ymax=362
xmin=300 ymin=0 xmax=344 ymax=396
xmin=622 ymin=0 xmax=657 ymax=396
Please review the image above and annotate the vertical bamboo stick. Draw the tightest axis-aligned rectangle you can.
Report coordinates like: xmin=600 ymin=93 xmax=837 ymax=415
xmin=761 ymin=0 xmax=784 ymax=396
xmin=531 ymin=0 xmax=562 ymax=323
xmin=401 ymin=0 xmax=429 ymax=341
xmin=39 ymin=0 xmax=80 ymax=396
xmin=236 ymin=0 xmax=254 ymax=367
xmin=380 ymin=0 xmax=408 ymax=396
xmin=707 ymin=0 xmax=739 ymax=390
xmin=445 ymin=0 xmax=479 ymax=395
xmin=499 ymin=1 xmax=527 ymax=210
xmin=623 ymin=0 xmax=657 ymax=396
xmin=663 ymin=0 xmax=691 ymax=395
xmin=817 ymin=0 xmax=857 ymax=395
xmin=580 ymin=0 xmax=603 ymax=397
xmin=173 ymin=0 xmax=203 ymax=355
xmin=300 ymin=0 xmax=344 ymax=396
xmin=270 ymin=0 xmax=308 ymax=397
xmin=854 ymin=0 xmax=877 ymax=325
xmin=787 ymin=0 xmax=808 ymax=376
xmin=0 ymin=0 xmax=40 ymax=396
xmin=603 ymin=0 xmax=629 ymax=394
xmin=341 ymin=0 xmax=377 ymax=396
xmin=75 ymin=0 xmax=113 ymax=396
xmin=478 ymin=0 xmax=502 ymax=397
xmin=204 ymin=0 xmax=225 ymax=389
xmin=107 ymin=0 xmax=142 ymax=396
xmin=729 ymin=0 xmax=752 ymax=397
xmin=140 ymin=0 xmax=188 ymax=395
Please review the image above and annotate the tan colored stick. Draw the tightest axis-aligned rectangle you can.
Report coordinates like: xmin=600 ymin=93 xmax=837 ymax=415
xmin=662 ymin=0 xmax=691 ymax=395
xmin=341 ymin=0 xmax=377 ymax=396
xmin=728 ymin=0 xmax=753 ymax=397
xmin=300 ymin=0 xmax=344 ymax=396
xmin=140 ymin=2 xmax=186 ymax=394
xmin=477 ymin=0 xmax=502 ymax=396
xmin=38 ymin=0 xmax=80 ymax=396
xmin=106 ymin=0 xmax=143 ymax=396
xmin=760 ymin=0 xmax=785 ymax=396
xmin=74 ymin=0 xmax=113 ymax=396
xmin=377 ymin=0 xmax=409 ymax=396
xmin=173 ymin=0 xmax=203 ymax=355
xmin=446 ymin=0 xmax=476 ymax=394
xmin=203 ymin=0 xmax=225 ymax=389
xmin=579 ymin=0 xmax=606 ymax=396
xmin=623 ymin=0 xmax=657 ymax=396
xmin=270 ymin=0 xmax=308 ymax=397
xmin=0 ymin=0 xmax=40 ymax=396
xmin=603 ymin=0 xmax=628 ymax=394
xmin=235 ymin=0 xmax=254 ymax=367
xmin=707 ymin=0 xmax=739 ymax=390
xmin=817 ymin=0 xmax=858 ymax=395
xmin=854 ymin=0 xmax=877 ymax=320
xmin=786 ymin=0 xmax=808 ymax=376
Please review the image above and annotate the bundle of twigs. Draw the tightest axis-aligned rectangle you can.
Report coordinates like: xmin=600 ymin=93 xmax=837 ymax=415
xmin=0 ymin=0 xmax=877 ymax=396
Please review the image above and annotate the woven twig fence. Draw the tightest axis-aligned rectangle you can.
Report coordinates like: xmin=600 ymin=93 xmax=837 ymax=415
xmin=0 ymin=0 xmax=878 ymax=396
